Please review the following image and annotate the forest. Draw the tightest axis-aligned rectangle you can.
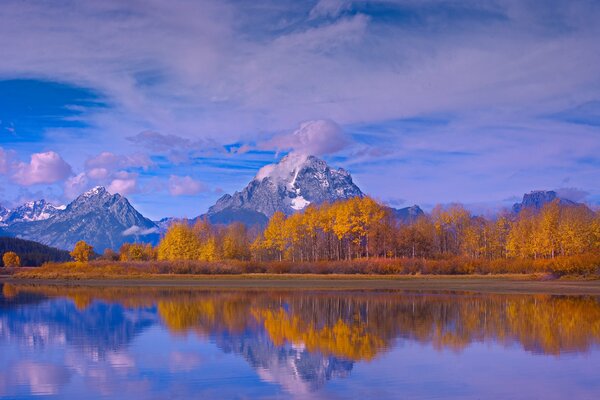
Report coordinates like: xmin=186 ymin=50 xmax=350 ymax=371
xmin=0 ymin=236 xmax=71 ymax=267
xmin=131 ymin=197 xmax=600 ymax=264
xmin=8 ymin=196 xmax=600 ymax=275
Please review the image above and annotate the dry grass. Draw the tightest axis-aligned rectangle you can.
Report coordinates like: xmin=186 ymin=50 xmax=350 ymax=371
xmin=10 ymin=253 xmax=600 ymax=281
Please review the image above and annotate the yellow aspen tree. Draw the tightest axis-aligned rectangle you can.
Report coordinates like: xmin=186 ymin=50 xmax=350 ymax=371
xmin=537 ymin=201 xmax=561 ymax=258
xmin=157 ymin=223 xmax=202 ymax=260
xmin=200 ymin=237 xmax=219 ymax=261
xmin=70 ymin=241 xmax=94 ymax=262
xmin=263 ymin=211 xmax=287 ymax=261
xmin=357 ymin=197 xmax=386 ymax=259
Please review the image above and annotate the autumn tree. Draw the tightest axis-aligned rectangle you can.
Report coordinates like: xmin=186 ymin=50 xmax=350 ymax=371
xmin=2 ymin=251 xmax=21 ymax=268
xmin=221 ymin=223 xmax=250 ymax=260
xmin=102 ymin=248 xmax=119 ymax=261
xmin=360 ymin=197 xmax=388 ymax=258
xmin=120 ymin=243 xmax=156 ymax=261
xmin=70 ymin=241 xmax=94 ymax=262
xmin=157 ymin=223 xmax=202 ymax=261
xmin=397 ymin=216 xmax=435 ymax=258
xmin=262 ymin=211 xmax=287 ymax=261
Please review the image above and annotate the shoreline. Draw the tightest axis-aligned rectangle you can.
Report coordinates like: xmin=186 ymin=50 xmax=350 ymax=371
xmin=3 ymin=274 xmax=600 ymax=295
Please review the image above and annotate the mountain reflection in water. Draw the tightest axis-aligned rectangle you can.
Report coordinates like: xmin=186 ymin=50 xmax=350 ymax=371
xmin=1 ymin=283 xmax=599 ymax=399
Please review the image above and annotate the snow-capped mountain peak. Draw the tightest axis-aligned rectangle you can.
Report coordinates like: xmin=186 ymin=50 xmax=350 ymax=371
xmin=207 ymin=154 xmax=363 ymax=222
xmin=82 ymin=186 xmax=110 ymax=198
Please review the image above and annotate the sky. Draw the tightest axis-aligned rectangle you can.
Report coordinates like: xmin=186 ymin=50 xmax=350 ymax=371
xmin=0 ymin=0 xmax=599 ymax=220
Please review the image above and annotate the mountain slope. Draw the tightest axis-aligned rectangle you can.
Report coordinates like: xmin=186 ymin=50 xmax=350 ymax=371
xmin=205 ymin=154 xmax=364 ymax=224
xmin=7 ymin=187 xmax=159 ymax=251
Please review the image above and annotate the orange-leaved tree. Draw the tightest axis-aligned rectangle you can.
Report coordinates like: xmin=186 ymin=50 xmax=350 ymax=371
xmin=70 ymin=241 xmax=94 ymax=262
xmin=2 ymin=251 xmax=21 ymax=268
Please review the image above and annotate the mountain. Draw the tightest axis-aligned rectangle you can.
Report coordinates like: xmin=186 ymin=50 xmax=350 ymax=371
xmin=0 ymin=205 xmax=9 ymax=223
xmin=204 ymin=154 xmax=364 ymax=225
xmin=0 ymin=237 xmax=71 ymax=267
xmin=7 ymin=187 xmax=159 ymax=251
xmin=512 ymin=190 xmax=577 ymax=213
xmin=392 ymin=204 xmax=425 ymax=223
xmin=0 ymin=200 xmax=65 ymax=226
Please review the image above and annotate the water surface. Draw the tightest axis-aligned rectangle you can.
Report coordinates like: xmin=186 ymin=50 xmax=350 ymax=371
xmin=1 ymin=283 xmax=599 ymax=399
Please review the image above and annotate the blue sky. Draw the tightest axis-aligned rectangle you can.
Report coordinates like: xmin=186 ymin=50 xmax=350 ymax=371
xmin=0 ymin=0 xmax=599 ymax=219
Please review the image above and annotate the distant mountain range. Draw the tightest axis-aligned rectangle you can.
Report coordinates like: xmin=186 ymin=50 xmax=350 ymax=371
xmin=2 ymin=187 xmax=159 ymax=252
xmin=0 ymin=156 xmax=583 ymax=252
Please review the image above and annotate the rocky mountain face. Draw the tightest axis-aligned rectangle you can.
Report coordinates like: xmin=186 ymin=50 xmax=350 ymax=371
xmin=0 ymin=206 xmax=9 ymax=223
xmin=0 ymin=200 xmax=65 ymax=226
xmin=205 ymin=154 xmax=364 ymax=225
xmin=512 ymin=190 xmax=576 ymax=213
xmin=6 ymin=187 xmax=159 ymax=252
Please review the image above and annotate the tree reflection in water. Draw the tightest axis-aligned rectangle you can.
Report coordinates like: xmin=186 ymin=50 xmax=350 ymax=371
xmin=2 ymin=284 xmax=600 ymax=393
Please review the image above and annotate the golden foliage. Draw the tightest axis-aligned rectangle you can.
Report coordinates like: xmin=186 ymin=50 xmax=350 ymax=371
xmin=70 ymin=241 xmax=94 ymax=262
xmin=2 ymin=251 xmax=21 ymax=268
xmin=7 ymin=285 xmax=600 ymax=358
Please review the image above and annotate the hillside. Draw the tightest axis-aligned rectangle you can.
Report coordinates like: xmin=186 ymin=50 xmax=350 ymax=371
xmin=0 ymin=236 xmax=71 ymax=267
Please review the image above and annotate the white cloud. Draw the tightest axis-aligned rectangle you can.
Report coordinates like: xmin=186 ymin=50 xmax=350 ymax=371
xmin=63 ymin=173 xmax=89 ymax=199
xmin=107 ymin=171 xmax=138 ymax=195
xmin=309 ymin=0 xmax=352 ymax=20
xmin=0 ymin=147 xmax=12 ymax=174
xmin=555 ymin=187 xmax=590 ymax=202
xmin=12 ymin=151 xmax=72 ymax=186
xmin=122 ymin=225 xmax=158 ymax=236
xmin=168 ymin=175 xmax=205 ymax=196
xmin=86 ymin=167 xmax=110 ymax=180
xmin=261 ymin=119 xmax=350 ymax=156
xmin=85 ymin=152 xmax=153 ymax=171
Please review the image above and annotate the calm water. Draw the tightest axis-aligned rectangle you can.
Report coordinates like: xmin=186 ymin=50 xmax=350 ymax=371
xmin=1 ymin=284 xmax=599 ymax=399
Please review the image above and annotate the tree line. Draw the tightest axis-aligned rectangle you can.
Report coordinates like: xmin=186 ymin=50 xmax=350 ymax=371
xmin=148 ymin=197 xmax=599 ymax=263
xmin=52 ymin=196 xmax=600 ymax=274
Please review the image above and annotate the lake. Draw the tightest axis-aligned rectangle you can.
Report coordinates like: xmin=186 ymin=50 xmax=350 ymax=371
xmin=1 ymin=283 xmax=599 ymax=399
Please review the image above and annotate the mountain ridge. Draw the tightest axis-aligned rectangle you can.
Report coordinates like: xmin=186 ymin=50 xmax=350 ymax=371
xmin=6 ymin=186 xmax=159 ymax=252
xmin=0 ymin=199 xmax=65 ymax=226
xmin=512 ymin=190 xmax=577 ymax=213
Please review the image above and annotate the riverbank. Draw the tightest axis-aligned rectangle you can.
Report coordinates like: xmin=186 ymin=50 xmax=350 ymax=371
xmin=3 ymin=274 xmax=600 ymax=295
